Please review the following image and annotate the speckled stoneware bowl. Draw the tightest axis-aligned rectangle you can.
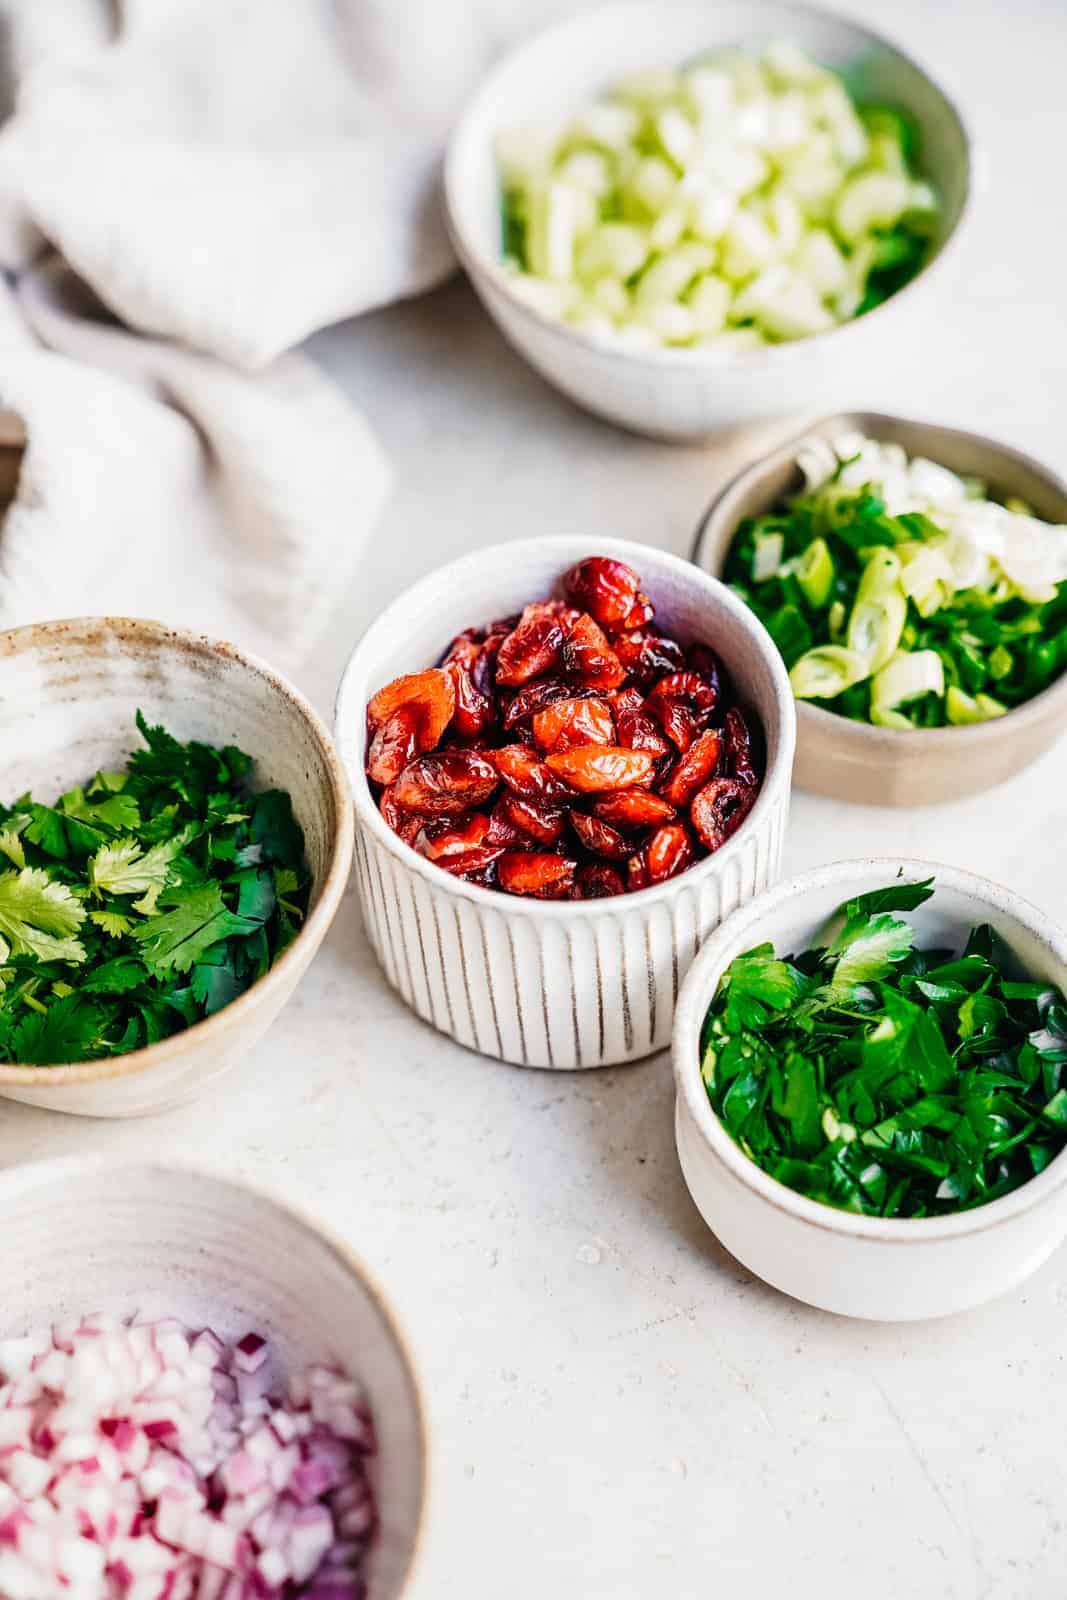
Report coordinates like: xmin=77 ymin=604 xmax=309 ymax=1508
xmin=335 ymin=535 xmax=795 ymax=1071
xmin=673 ymin=859 xmax=1067 ymax=1320
xmin=693 ymin=412 xmax=1067 ymax=805
xmin=445 ymin=1 xmax=973 ymax=439
xmin=0 ymin=618 xmax=353 ymax=1117
xmin=0 ymin=1156 xmax=428 ymax=1599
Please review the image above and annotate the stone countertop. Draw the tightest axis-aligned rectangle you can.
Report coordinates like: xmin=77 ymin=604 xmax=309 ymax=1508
xmin=2 ymin=1 xmax=1066 ymax=1593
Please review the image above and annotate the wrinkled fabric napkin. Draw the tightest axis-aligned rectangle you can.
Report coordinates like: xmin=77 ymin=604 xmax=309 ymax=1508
xmin=0 ymin=0 xmax=491 ymax=667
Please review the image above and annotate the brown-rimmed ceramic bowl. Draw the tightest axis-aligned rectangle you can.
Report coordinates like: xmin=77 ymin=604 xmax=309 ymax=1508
xmin=0 ymin=618 xmax=353 ymax=1117
xmin=0 ymin=1155 xmax=428 ymax=1597
xmin=692 ymin=411 xmax=1067 ymax=804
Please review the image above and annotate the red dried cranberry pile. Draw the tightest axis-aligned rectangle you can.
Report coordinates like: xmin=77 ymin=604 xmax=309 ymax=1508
xmin=364 ymin=557 xmax=763 ymax=900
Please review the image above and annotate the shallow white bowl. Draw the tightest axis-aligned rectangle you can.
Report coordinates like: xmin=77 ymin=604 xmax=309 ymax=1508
xmin=445 ymin=1 xmax=973 ymax=440
xmin=672 ymin=859 xmax=1067 ymax=1320
xmin=335 ymin=536 xmax=795 ymax=1069
xmin=0 ymin=618 xmax=353 ymax=1118
xmin=0 ymin=1156 xmax=427 ymax=1599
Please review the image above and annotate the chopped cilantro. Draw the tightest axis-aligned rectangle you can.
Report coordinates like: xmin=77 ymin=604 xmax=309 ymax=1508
xmin=701 ymin=878 xmax=1067 ymax=1218
xmin=0 ymin=718 xmax=310 ymax=1065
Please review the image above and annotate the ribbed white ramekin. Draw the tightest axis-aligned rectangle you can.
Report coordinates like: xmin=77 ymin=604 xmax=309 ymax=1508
xmin=335 ymin=537 xmax=795 ymax=1069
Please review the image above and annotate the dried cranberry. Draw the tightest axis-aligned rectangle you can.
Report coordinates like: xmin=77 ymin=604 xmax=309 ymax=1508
xmin=544 ymin=746 xmax=656 ymax=793
xmin=366 ymin=705 xmax=422 ymax=786
xmin=379 ymin=784 xmax=421 ymax=845
xmin=660 ymin=728 xmax=722 ymax=808
xmin=569 ymin=810 xmax=630 ymax=859
xmin=501 ymin=794 xmax=567 ymax=845
xmin=572 ymin=863 xmax=626 ymax=899
xmin=392 ymin=749 xmax=499 ymax=816
xmin=502 ymin=677 xmax=572 ymax=730
xmin=562 ymin=557 xmax=649 ymax=631
xmin=495 ymin=603 xmax=567 ymax=686
xmin=613 ymin=630 xmax=686 ymax=685
xmin=498 ymin=851 xmax=576 ymax=899
xmin=563 ymin=613 xmax=627 ymax=690
xmin=493 ymin=744 xmax=573 ymax=801
xmin=723 ymin=706 xmax=759 ymax=786
xmin=592 ymin=791 xmax=678 ymax=830
xmin=645 ymin=824 xmax=694 ymax=884
xmin=532 ymin=696 xmax=614 ymax=753
xmin=690 ymin=778 xmax=757 ymax=852
xmin=414 ymin=812 xmax=490 ymax=861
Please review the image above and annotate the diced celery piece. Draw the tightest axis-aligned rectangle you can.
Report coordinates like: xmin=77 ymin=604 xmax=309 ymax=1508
xmin=720 ymin=209 xmax=779 ymax=280
xmin=834 ymin=172 xmax=913 ymax=243
xmin=796 ymin=538 xmax=834 ymax=607
xmin=683 ymin=66 xmax=735 ymax=125
xmin=622 ymin=156 xmax=678 ymax=219
xmin=566 ymin=306 xmax=616 ymax=338
xmin=648 ymin=205 xmax=688 ymax=252
xmin=589 ymin=276 xmax=630 ymax=320
xmin=870 ymin=649 xmax=944 ymax=715
xmin=793 ymin=229 xmax=849 ymax=296
xmin=766 ymin=189 xmax=805 ymax=255
xmin=790 ymin=646 xmax=870 ymax=700
xmin=782 ymin=163 xmax=844 ymax=222
xmin=575 ymin=224 xmax=650 ymax=284
xmin=634 ymin=301 xmax=696 ymax=344
xmin=635 ymin=243 xmax=715 ymax=307
xmin=526 ymin=181 xmax=594 ymax=280
xmin=684 ymin=176 xmax=737 ymax=241
xmin=698 ymin=141 xmax=768 ymax=197
xmin=753 ymin=273 xmax=834 ymax=340
xmin=656 ymin=106 xmax=697 ymax=170
xmin=752 ymin=530 xmax=785 ymax=582
xmin=687 ymin=275 xmax=731 ymax=336
xmin=567 ymin=102 xmax=640 ymax=154
xmin=764 ymin=39 xmax=830 ymax=89
xmin=731 ymin=264 xmax=791 ymax=321
xmin=555 ymin=148 xmax=613 ymax=196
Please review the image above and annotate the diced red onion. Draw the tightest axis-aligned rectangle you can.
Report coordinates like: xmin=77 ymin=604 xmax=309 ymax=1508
xmin=0 ymin=1318 xmax=377 ymax=1598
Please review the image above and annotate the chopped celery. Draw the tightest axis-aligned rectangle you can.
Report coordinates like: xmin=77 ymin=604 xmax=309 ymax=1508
xmin=497 ymin=44 xmax=935 ymax=349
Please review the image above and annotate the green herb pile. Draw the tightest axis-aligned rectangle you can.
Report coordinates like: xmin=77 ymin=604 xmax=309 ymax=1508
xmin=0 ymin=715 xmax=309 ymax=1066
xmin=701 ymin=879 xmax=1067 ymax=1218
xmin=724 ymin=461 xmax=1067 ymax=729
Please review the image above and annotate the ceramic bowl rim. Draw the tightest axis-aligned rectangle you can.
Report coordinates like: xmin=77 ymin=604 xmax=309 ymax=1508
xmin=672 ymin=856 xmax=1067 ymax=1241
xmin=0 ymin=1152 xmax=431 ymax=1600
xmin=691 ymin=409 xmax=1067 ymax=752
xmin=444 ymin=0 xmax=975 ymax=374
xmin=0 ymin=616 xmax=355 ymax=1086
xmin=334 ymin=534 xmax=796 ymax=920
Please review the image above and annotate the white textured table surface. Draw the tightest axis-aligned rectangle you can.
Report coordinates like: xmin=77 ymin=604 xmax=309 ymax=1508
xmin=3 ymin=1 xmax=1067 ymax=1594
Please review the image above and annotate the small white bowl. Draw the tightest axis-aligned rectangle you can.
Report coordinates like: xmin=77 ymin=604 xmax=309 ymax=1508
xmin=335 ymin=536 xmax=795 ymax=1070
xmin=0 ymin=618 xmax=354 ymax=1118
xmin=672 ymin=859 xmax=1067 ymax=1320
xmin=0 ymin=1156 xmax=428 ymax=1599
xmin=445 ymin=1 xmax=973 ymax=440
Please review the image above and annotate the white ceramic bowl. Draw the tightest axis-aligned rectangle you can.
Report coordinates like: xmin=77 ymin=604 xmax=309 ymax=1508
xmin=445 ymin=1 xmax=973 ymax=440
xmin=672 ymin=859 xmax=1067 ymax=1321
xmin=0 ymin=618 xmax=354 ymax=1118
xmin=0 ymin=1156 xmax=427 ymax=1599
xmin=335 ymin=536 xmax=795 ymax=1070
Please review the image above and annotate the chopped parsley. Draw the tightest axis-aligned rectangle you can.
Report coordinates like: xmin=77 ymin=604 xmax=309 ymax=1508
xmin=0 ymin=715 xmax=310 ymax=1065
xmin=701 ymin=878 xmax=1067 ymax=1217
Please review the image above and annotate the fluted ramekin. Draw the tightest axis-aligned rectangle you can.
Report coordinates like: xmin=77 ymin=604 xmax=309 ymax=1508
xmin=335 ymin=536 xmax=795 ymax=1069
xmin=673 ymin=859 xmax=1067 ymax=1320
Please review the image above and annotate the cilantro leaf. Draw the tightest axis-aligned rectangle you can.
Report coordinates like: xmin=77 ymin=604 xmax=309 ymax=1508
xmin=12 ymin=993 xmax=108 ymax=1064
xmin=0 ymin=869 xmax=87 ymax=964
xmin=132 ymin=884 xmax=257 ymax=975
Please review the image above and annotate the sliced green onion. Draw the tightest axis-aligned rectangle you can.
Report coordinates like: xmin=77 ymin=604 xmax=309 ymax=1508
xmin=795 ymin=537 xmax=834 ymax=607
xmin=790 ymin=645 xmax=869 ymax=699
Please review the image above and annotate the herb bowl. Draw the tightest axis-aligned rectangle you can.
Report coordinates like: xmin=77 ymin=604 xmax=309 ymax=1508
xmin=335 ymin=535 xmax=795 ymax=1070
xmin=0 ymin=1155 xmax=428 ymax=1599
xmin=444 ymin=2 xmax=973 ymax=440
xmin=693 ymin=411 xmax=1067 ymax=803
xmin=672 ymin=858 xmax=1067 ymax=1320
xmin=0 ymin=617 xmax=354 ymax=1117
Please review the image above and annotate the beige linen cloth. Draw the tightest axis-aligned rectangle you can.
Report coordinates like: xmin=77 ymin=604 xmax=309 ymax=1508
xmin=0 ymin=0 xmax=490 ymax=667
